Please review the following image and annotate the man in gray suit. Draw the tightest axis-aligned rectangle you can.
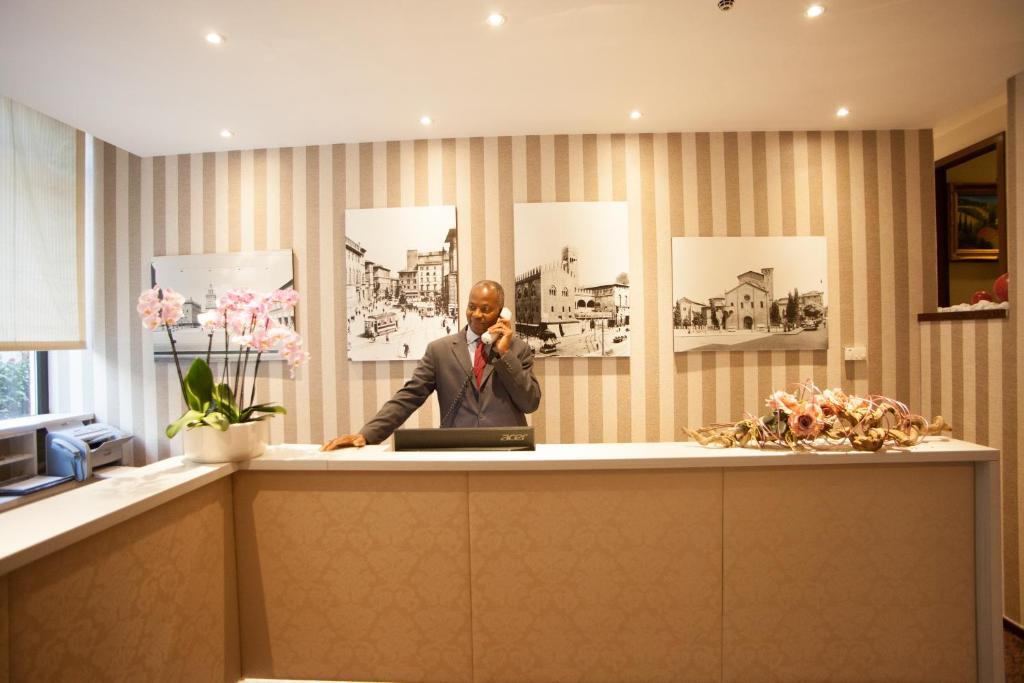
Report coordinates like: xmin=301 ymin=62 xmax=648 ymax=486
xmin=322 ymin=279 xmax=542 ymax=449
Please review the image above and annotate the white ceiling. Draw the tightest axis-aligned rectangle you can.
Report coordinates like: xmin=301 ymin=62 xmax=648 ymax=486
xmin=2 ymin=0 xmax=1023 ymax=157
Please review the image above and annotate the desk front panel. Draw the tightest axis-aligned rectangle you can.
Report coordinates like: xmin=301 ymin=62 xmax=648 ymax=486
xmin=468 ymin=468 xmax=724 ymax=683
xmin=723 ymin=463 xmax=976 ymax=682
xmin=233 ymin=471 xmax=474 ymax=682
xmin=6 ymin=477 xmax=239 ymax=682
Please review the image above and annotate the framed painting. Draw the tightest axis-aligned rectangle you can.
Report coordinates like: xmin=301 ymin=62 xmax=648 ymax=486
xmin=150 ymin=249 xmax=295 ymax=361
xmin=344 ymin=206 xmax=457 ymax=362
xmin=670 ymin=236 xmax=828 ymax=353
xmin=513 ymin=202 xmax=630 ymax=358
xmin=949 ymin=183 xmax=998 ymax=261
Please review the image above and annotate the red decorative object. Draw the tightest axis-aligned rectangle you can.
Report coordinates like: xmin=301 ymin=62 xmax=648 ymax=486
xmin=993 ymin=272 xmax=1009 ymax=303
xmin=971 ymin=290 xmax=994 ymax=304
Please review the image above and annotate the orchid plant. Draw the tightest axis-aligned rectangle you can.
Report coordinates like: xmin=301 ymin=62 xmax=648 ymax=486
xmin=137 ymin=285 xmax=310 ymax=439
xmin=685 ymin=380 xmax=951 ymax=452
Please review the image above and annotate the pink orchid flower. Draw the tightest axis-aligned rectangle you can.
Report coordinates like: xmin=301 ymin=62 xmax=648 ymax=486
xmin=197 ymin=310 xmax=222 ymax=332
xmin=137 ymin=285 xmax=184 ymax=328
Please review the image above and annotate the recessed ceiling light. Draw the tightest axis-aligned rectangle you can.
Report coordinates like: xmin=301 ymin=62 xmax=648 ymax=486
xmin=835 ymin=107 xmax=850 ymax=118
xmin=419 ymin=115 xmax=432 ymax=126
xmin=205 ymin=32 xmax=225 ymax=45
xmin=220 ymin=129 xmax=234 ymax=138
xmin=486 ymin=13 xmax=506 ymax=27
xmin=805 ymin=4 xmax=825 ymax=18
xmin=629 ymin=110 xmax=643 ymax=120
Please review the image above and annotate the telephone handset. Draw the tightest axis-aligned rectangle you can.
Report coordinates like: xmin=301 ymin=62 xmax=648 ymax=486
xmin=481 ymin=307 xmax=512 ymax=345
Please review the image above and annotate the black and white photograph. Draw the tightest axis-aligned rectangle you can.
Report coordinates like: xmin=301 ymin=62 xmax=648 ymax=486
xmin=513 ymin=202 xmax=630 ymax=358
xmin=150 ymin=249 xmax=295 ymax=360
xmin=345 ymin=205 xmax=458 ymax=362
xmin=671 ymin=236 xmax=828 ymax=353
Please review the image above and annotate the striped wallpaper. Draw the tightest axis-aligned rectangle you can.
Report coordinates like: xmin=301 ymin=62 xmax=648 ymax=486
xmin=48 ymin=123 xmax=1023 ymax=615
xmin=1007 ymin=72 xmax=1022 ymax=623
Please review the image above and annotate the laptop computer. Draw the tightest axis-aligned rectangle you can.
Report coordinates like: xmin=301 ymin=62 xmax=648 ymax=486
xmin=393 ymin=426 xmax=535 ymax=452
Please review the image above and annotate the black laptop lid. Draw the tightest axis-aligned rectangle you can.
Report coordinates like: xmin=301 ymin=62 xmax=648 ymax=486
xmin=393 ymin=426 xmax=535 ymax=451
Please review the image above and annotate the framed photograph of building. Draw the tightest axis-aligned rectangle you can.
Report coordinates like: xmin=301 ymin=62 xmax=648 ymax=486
xmin=513 ymin=202 xmax=630 ymax=358
xmin=948 ymin=183 xmax=999 ymax=261
xmin=671 ymin=236 xmax=828 ymax=353
xmin=150 ymin=249 xmax=295 ymax=360
xmin=345 ymin=205 xmax=458 ymax=362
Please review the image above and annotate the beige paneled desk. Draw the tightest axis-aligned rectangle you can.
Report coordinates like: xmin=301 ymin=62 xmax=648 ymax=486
xmin=0 ymin=439 xmax=1002 ymax=682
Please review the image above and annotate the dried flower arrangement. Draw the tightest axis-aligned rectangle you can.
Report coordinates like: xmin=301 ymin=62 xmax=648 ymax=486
xmin=684 ymin=381 xmax=951 ymax=452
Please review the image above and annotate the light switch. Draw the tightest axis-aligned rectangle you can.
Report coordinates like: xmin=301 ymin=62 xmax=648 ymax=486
xmin=843 ymin=346 xmax=867 ymax=361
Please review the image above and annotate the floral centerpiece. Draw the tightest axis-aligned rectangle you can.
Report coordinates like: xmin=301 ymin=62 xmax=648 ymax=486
xmin=684 ymin=381 xmax=951 ymax=452
xmin=136 ymin=285 xmax=309 ymax=443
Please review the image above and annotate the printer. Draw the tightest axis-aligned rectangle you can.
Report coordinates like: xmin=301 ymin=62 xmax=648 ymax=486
xmin=45 ymin=420 xmax=133 ymax=481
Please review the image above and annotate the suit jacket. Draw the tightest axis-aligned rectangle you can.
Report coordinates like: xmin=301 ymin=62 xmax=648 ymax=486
xmin=359 ymin=328 xmax=543 ymax=444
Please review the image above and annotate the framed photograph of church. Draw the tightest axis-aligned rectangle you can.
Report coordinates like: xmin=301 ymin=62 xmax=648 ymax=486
xmin=150 ymin=249 xmax=295 ymax=361
xmin=513 ymin=201 xmax=630 ymax=358
xmin=344 ymin=205 xmax=458 ymax=362
xmin=671 ymin=236 xmax=828 ymax=353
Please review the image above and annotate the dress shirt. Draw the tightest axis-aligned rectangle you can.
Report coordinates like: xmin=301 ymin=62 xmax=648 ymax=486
xmin=466 ymin=327 xmax=484 ymax=366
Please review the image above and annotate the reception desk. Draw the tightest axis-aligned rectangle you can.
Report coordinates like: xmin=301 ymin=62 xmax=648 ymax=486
xmin=0 ymin=439 xmax=1002 ymax=682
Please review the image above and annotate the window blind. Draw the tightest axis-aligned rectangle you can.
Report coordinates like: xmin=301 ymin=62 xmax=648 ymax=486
xmin=0 ymin=96 xmax=85 ymax=350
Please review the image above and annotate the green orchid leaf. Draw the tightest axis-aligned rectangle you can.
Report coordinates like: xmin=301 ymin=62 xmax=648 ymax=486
xmin=183 ymin=359 xmax=214 ymax=409
xmin=212 ymin=382 xmax=235 ymax=407
xmin=212 ymin=383 xmax=240 ymax=422
xmin=248 ymin=404 xmax=287 ymax=415
xmin=239 ymin=403 xmax=285 ymax=422
xmin=184 ymin=384 xmax=202 ymax=412
xmin=165 ymin=409 xmax=205 ymax=439
xmin=201 ymin=412 xmax=230 ymax=431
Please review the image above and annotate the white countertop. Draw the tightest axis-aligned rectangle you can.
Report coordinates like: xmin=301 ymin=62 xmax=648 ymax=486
xmin=245 ymin=436 xmax=997 ymax=471
xmin=0 ymin=412 xmax=95 ymax=439
xmin=0 ymin=458 xmax=233 ymax=575
xmin=0 ymin=437 xmax=997 ymax=576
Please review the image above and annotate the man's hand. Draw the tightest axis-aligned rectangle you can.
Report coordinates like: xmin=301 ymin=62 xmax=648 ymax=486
xmin=487 ymin=317 xmax=515 ymax=356
xmin=320 ymin=433 xmax=367 ymax=451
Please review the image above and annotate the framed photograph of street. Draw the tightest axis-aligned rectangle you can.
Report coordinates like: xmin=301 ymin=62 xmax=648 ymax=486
xmin=513 ymin=201 xmax=630 ymax=358
xmin=671 ymin=236 xmax=828 ymax=353
xmin=344 ymin=205 xmax=458 ymax=362
xmin=150 ymin=249 xmax=295 ymax=361
xmin=948 ymin=183 xmax=999 ymax=261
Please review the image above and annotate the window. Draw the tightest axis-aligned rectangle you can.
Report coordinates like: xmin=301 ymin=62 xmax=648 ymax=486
xmin=0 ymin=351 xmax=44 ymax=420
xmin=549 ymin=286 xmax=556 ymax=296
xmin=562 ymin=287 xmax=569 ymax=297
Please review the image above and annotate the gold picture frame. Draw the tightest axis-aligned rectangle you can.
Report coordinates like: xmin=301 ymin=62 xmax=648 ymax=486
xmin=948 ymin=182 xmax=999 ymax=261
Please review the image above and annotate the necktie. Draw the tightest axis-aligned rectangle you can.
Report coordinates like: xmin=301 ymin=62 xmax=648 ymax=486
xmin=473 ymin=339 xmax=486 ymax=388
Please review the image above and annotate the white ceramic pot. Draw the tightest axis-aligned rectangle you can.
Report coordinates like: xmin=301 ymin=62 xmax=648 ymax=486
xmin=183 ymin=420 xmax=268 ymax=463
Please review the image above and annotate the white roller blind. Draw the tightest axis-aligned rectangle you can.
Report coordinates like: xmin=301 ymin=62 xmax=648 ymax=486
xmin=0 ymin=96 xmax=84 ymax=350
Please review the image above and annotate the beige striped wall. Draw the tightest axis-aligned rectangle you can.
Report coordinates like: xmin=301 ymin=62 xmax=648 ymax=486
xmin=53 ymin=125 xmax=1024 ymax=618
xmin=919 ymin=72 xmax=1022 ymax=621
xmin=1007 ymin=72 xmax=1022 ymax=623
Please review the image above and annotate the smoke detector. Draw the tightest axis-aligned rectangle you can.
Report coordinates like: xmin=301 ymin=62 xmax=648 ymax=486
xmin=718 ymin=0 xmax=735 ymax=10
